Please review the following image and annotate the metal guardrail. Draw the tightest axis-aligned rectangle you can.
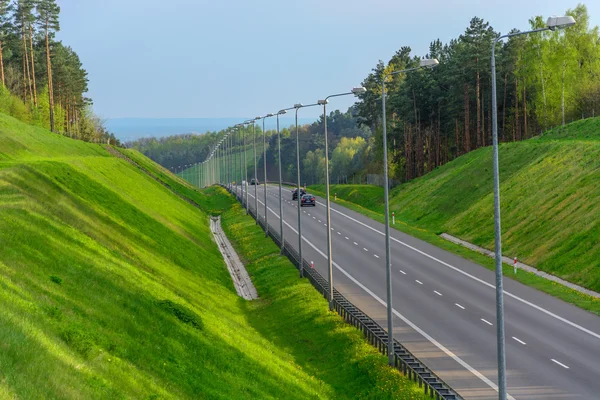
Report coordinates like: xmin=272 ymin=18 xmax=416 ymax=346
xmin=227 ymin=185 xmax=461 ymax=400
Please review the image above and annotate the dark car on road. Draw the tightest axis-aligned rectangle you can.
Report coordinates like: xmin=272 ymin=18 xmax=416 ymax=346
xmin=300 ymin=194 xmax=316 ymax=207
xmin=292 ymin=188 xmax=306 ymax=200
xmin=250 ymin=178 xmax=260 ymax=185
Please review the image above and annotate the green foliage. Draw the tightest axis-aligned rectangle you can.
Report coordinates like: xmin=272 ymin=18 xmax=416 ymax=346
xmin=0 ymin=111 xmax=425 ymax=398
xmin=49 ymin=275 xmax=62 ymax=284
xmin=313 ymin=118 xmax=600 ymax=314
xmin=157 ymin=300 xmax=203 ymax=330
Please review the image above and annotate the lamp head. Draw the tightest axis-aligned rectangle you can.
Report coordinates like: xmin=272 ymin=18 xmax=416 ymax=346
xmin=318 ymin=99 xmax=328 ymax=105
xmin=420 ymin=58 xmax=439 ymax=68
xmin=547 ymin=15 xmax=576 ymax=30
xmin=266 ymin=113 xmax=274 ymax=117
xmin=351 ymin=87 xmax=367 ymax=95
xmin=278 ymin=109 xmax=288 ymax=115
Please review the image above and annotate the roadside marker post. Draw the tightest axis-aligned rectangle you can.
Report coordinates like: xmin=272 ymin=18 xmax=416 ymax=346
xmin=514 ymin=257 xmax=517 ymax=274
xmin=335 ymin=193 xmax=337 ymax=201
xmin=392 ymin=212 xmax=395 ymax=225
xmin=310 ymin=261 xmax=314 ymax=269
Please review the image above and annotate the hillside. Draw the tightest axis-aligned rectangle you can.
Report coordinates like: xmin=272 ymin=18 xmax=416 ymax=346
xmin=0 ymin=113 xmax=424 ymax=399
xmin=312 ymin=117 xmax=600 ymax=293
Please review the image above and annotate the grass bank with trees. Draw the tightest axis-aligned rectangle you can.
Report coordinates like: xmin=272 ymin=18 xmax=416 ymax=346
xmin=310 ymin=117 xmax=600 ymax=315
xmin=0 ymin=111 xmax=426 ymax=399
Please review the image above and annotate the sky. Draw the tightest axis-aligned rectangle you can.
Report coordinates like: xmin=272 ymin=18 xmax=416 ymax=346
xmin=58 ymin=0 xmax=600 ymax=120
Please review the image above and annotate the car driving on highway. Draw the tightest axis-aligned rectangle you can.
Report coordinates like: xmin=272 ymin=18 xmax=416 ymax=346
xmin=300 ymin=193 xmax=315 ymax=207
xmin=250 ymin=178 xmax=259 ymax=185
xmin=292 ymin=188 xmax=306 ymax=200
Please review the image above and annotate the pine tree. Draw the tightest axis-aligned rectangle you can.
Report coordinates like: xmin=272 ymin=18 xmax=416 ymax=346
xmin=0 ymin=0 xmax=12 ymax=86
xmin=36 ymin=0 xmax=60 ymax=132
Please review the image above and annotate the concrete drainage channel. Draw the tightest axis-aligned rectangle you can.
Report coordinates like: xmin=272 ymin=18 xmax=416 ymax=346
xmin=226 ymin=186 xmax=461 ymax=400
xmin=211 ymin=216 xmax=258 ymax=300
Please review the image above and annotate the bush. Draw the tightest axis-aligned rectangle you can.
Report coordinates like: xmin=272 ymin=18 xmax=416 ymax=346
xmin=157 ymin=300 xmax=203 ymax=330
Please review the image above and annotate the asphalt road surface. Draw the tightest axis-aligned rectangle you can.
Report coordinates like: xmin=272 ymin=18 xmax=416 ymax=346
xmin=233 ymin=183 xmax=600 ymax=400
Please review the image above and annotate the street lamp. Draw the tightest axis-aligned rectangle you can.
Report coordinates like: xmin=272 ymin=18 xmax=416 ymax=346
xmin=243 ymin=120 xmax=254 ymax=213
xmin=277 ymin=108 xmax=295 ymax=251
xmin=294 ymin=102 xmax=320 ymax=277
xmin=261 ymin=113 xmax=275 ymax=236
xmin=253 ymin=117 xmax=261 ymax=223
xmin=381 ymin=58 xmax=438 ymax=365
xmin=490 ymin=16 xmax=575 ymax=400
xmin=318 ymin=86 xmax=366 ymax=310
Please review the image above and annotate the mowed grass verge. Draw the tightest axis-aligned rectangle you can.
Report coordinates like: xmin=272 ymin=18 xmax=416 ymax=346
xmin=310 ymin=117 xmax=600 ymax=315
xmin=0 ymin=111 xmax=426 ymax=399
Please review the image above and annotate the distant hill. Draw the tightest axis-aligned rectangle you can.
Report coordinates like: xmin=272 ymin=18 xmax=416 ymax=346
xmin=107 ymin=117 xmax=317 ymax=141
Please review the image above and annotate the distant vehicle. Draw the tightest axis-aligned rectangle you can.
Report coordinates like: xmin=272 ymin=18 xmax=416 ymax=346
xmin=250 ymin=178 xmax=259 ymax=185
xmin=292 ymin=188 xmax=306 ymax=200
xmin=300 ymin=194 xmax=316 ymax=207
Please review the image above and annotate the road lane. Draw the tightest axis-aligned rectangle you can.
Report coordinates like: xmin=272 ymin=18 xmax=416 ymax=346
xmin=234 ymin=184 xmax=600 ymax=399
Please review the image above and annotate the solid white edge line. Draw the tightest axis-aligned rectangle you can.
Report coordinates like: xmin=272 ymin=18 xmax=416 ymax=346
xmin=481 ymin=318 xmax=493 ymax=326
xmin=313 ymin=199 xmax=600 ymax=341
xmin=512 ymin=337 xmax=526 ymax=345
xmin=245 ymin=189 xmax=516 ymax=398
xmin=271 ymin=213 xmax=514 ymax=399
xmin=551 ymin=359 xmax=569 ymax=369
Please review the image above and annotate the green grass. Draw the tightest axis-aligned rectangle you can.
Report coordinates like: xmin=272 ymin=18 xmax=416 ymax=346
xmin=310 ymin=117 xmax=600 ymax=315
xmin=0 ymin=111 xmax=425 ymax=399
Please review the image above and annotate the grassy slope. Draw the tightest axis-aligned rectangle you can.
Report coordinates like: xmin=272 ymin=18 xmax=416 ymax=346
xmin=0 ymin=113 xmax=424 ymax=399
xmin=310 ymin=118 xmax=600 ymax=314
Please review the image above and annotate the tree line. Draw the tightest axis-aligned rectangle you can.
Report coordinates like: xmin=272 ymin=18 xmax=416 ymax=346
xmin=0 ymin=0 xmax=115 ymax=143
xmin=136 ymin=4 xmax=599 ymax=186
xmin=355 ymin=4 xmax=599 ymax=181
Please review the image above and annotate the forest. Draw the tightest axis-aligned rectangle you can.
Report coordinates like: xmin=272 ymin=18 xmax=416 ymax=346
xmin=132 ymin=4 xmax=599 ymax=185
xmin=0 ymin=0 xmax=115 ymax=143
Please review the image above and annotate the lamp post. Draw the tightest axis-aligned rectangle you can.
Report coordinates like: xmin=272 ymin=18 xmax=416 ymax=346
xmin=276 ymin=107 xmax=295 ymax=251
xmin=244 ymin=120 xmax=253 ymax=213
xmin=261 ymin=114 xmax=275 ymax=236
xmin=490 ymin=15 xmax=575 ymax=400
xmin=236 ymin=124 xmax=244 ymax=200
xmin=381 ymin=58 xmax=439 ymax=365
xmin=253 ymin=117 xmax=261 ymax=222
xmin=318 ymin=87 xmax=366 ymax=311
xmin=293 ymin=102 xmax=319 ymax=277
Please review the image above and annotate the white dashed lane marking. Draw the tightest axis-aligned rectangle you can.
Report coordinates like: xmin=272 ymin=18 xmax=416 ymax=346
xmin=455 ymin=303 xmax=465 ymax=310
xmin=434 ymin=291 xmax=443 ymax=296
xmin=374 ymin=254 xmax=380 ymax=258
xmin=345 ymin=237 xmax=349 ymax=240
xmin=551 ymin=359 xmax=569 ymax=369
xmin=481 ymin=319 xmax=493 ymax=326
xmin=354 ymin=242 xmax=358 ymax=246
xmin=512 ymin=337 xmax=526 ymax=345
xmin=416 ymin=280 xmax=423 ymax=285
xmin=400 ymin=270 xmax=406 ymax=275
xmin=363 ymin=248 xmax=368 ymax=252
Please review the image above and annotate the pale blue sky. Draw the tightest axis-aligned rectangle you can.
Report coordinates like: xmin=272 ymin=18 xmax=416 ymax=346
xmin=58 ymin=0 xmax=599 ymax=120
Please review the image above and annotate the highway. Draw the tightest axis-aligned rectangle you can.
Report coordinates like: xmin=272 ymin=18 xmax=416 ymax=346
xmin=234 ymin=183 xmax=600 ymax=399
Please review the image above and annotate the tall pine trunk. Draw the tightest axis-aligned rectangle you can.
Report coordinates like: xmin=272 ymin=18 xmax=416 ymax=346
xmin=502 ymin=73 xmax=508 ymax=141
xmin=22 ymin=24 xmax=33 ymax=103
xmin=515 ymin=78 xmax=520 ymax=141
xmin=481 ymin=86 xmax=485 ymax=147
xmin=464 ymin=83 xmax=470 ymax=153
xmin=455 ymin=119 xmax=460 ymax=158
xmin=29 ymin=24 xmax=37 ymax=107
xmin=523 ymin=81 xmax=528 ymax=139
xmin=476 ymin=70 xmax=481 ymax=148
xmin=0 ymin=42 xmax=4 ymax=86
xmin=45 ymin=28 xmax=55 ymax=132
